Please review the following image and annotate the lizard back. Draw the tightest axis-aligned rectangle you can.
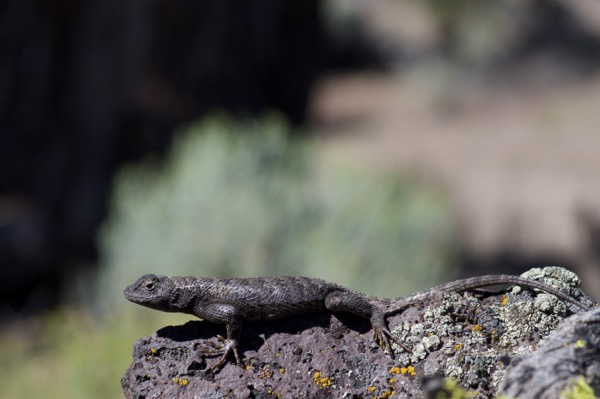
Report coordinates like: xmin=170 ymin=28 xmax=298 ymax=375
xmin=173 ymin=276 xmax=345 ymax=321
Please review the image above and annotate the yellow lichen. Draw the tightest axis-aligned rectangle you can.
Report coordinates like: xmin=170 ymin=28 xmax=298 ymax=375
xmin=575 ymin=339 xmax=587 ymax=349
xmin=367 ymin=386 xmax=376 ymax=392
xmin=455 ymin=343 xmax=463 ymax=350
xmin=172 ymin=377 xmax=189 ymax=387
xmin=501 ymin=294 xmax=508 ymax=306
xmin=380 ymin=388 xmax=395 ymax=398
xmin=389 ymin=365 xmax=416 ymax=376
xmin=146 ymin=348 xmax=158 ymax=361
xmin=279 ymin=368 xmax=285 ymax=374
xmin=313 ymin=371 xmax=333 ymax=388
xmin=471 ymin=324 xmax=483 ymax=332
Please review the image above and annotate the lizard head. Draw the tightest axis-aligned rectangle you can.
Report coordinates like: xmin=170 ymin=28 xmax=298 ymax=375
xmin=124 ymin=274 xmax=178 ymax=312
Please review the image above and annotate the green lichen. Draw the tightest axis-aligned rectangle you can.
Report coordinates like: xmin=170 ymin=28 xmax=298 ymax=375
xmin=560 ymin=377 xmax=599 ymax=399
xmin=434 ymin=379 xmax=477 ymax=399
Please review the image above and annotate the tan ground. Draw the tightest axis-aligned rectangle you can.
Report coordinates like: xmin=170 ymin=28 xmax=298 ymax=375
xmin=309 ymin=71 xmax=600 ymax=296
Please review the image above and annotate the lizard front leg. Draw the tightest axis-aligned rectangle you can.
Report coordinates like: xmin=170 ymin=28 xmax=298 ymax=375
xmin=193 ymin=303 xmax=244 ymax=372
xmin=324 ymin=291 xmax=411 ymax=355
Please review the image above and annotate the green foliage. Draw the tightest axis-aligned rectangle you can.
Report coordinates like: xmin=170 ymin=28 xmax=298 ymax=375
xmin=0 ymin=307 xmax=189 ymax=399
xmin=98 ymin=115 xmax=458 ymax=309
xmin=0 ymin=115 xmax=458 ymax=399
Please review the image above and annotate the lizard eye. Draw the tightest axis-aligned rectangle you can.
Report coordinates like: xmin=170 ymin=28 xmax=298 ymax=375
xmin=144 ymin=281 xmax=155 ymax=290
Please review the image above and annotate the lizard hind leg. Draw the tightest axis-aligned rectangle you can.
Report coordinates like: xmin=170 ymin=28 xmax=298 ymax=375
xmin=192 ymin=303 xmax=245 ymax=372
xmin=324 ymin=290 xmax=411 ymax=356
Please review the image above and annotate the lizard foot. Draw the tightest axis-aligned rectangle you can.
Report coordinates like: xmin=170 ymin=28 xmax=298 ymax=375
xmin=373 ymin=328 xmax=412 ymax=356
xmin=196 ymin=335 xmax=244 ymax=372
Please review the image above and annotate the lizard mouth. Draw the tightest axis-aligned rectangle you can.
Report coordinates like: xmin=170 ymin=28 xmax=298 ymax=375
xmin=123 ymin=287 xmax=148 ymax=303
xmin=123 ymin=286 xmax=171 ymax=312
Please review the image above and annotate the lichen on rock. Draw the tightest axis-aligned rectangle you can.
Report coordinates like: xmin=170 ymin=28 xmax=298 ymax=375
xmin=121 ymin=267 xmax=595 ymax=399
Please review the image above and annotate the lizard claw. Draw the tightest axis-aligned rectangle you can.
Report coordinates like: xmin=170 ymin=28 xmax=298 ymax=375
xmin=373 ymin=328 xmax=412 ymax=356
xmin=197 ymin=341 xmax=224 ymax=354
xmin=196 ymin=338 xmax=244 ymax=372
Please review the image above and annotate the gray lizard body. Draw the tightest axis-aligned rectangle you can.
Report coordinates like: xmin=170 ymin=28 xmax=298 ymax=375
xmin=124 ymin=273 xmax=591 ymax=371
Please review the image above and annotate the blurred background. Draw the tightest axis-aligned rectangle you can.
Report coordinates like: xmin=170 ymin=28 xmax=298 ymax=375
xmin=2 ymin=0 xmax=600 ymax=397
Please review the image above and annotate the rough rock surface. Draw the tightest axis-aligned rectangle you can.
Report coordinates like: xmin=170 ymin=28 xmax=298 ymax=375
xmin=121 ymin=267 xmax=595 ymax=398
xmin=499 ymin=306 xmax=600 ymax=399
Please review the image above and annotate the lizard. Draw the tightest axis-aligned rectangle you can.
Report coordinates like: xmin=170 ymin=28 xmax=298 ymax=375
xmin=124 ymin=273 xmax=592 ymax=372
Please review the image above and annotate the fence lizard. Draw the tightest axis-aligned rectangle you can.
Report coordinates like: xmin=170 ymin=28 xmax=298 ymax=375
xmin=124 ymin=273 xmax=591 ymax=371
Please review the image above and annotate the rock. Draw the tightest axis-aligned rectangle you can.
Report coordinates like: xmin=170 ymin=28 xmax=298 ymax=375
xmin=499 ymin=307 xmax=600 ymax=399
xmin=121 ymin=267 xmax=594 ymax=398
